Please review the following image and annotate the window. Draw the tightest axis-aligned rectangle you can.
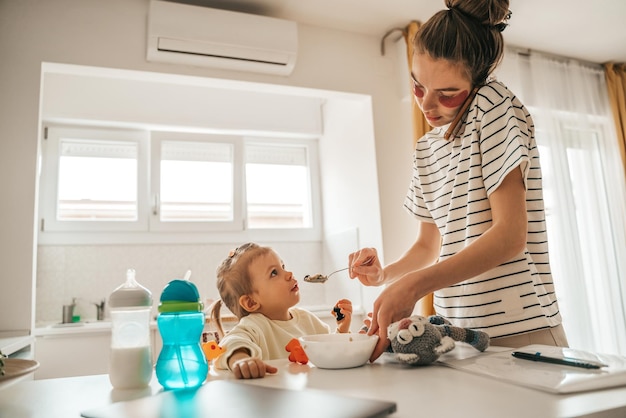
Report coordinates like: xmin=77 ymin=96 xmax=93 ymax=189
xmin=150 ymin=133 xmax=241 ymax=233
xmin=159 ymin=140 xmax=234 ymax=223
xmin=535 ymin=116 xmax=626 ymax=353
xmin=39 ymin=126 xmax=321 ymax=243
xmin=245 ymin=142 xmax=313 ymax=229
xmin=498 ymin=49 xmax=626 ymax=355
xmin=39 ymin=126 xmax=149 ymax=232
xmin=58 ymin=140 xmax=138 ymax=221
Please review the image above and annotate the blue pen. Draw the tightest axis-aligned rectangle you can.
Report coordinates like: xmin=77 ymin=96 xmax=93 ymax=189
xmin=512 ymin=350 xmax=608 ymax=369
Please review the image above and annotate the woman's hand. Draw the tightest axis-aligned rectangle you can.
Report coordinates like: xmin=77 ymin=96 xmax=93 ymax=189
xmin=333 ymin=298 xmax=352 ymax=333
xmin=348 ymin=248 xmax=384 ymax=286
xmin=229 ymin=350 xmax=278 ymax=379
xmin=350 ymin=224 xmax=441 ymax=360
xmin=367 ymin=275 xmax=421 ymax=361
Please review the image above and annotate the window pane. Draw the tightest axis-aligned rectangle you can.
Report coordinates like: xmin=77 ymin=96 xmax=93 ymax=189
xmin=563 ymin=129 xmax=621 ymax=347
xmin=57 ymin=140 xmax=137 ymax=221
xmin=245 ymin=143 xmax=311 ymax=229
xmin=160 ymin=141 xmax=233 ymax=222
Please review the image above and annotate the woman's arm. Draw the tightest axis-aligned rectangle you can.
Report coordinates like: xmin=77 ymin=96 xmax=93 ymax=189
xmin=367 ymin=167 xmax=528 ymax=360
xmin=349 ymin=221 xmax=441 ymax=286
xmin=383 ymin=221 xmax=441 ymax=285
xmin=420 ymin=166 xmax=528 ymax=290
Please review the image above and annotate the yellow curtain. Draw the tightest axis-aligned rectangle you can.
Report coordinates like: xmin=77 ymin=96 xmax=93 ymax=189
xmin=604 ymin=63 xmax=626 ymax=179
xmin=404 ymin=21 xmax=436 ymax=317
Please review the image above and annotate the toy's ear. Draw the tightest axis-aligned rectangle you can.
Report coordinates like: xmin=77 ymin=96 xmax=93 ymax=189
xmin=428 ymin=315 xmax=450 ymax=326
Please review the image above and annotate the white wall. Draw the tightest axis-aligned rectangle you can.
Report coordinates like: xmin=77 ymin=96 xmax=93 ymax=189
xmin=35 ymin=65 xmax=385 ymax=323
xmin=0 ymin=0 xmax=415 ymax=332
xmin=40 ymin=68 xmax=324 ymax=137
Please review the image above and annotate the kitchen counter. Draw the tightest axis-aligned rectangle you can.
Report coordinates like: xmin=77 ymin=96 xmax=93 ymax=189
xmin=0 ymin=332 xmax=34 ymax=358
xmin=34 ymin=321 xmax=115 ymax=336
xmin=1 ymin=350 xmax=626 ymax=418
xmin=33 ymin=321 xmax=164 ymax=380
xmin=33 ymin=317 xmax=227 ymax=336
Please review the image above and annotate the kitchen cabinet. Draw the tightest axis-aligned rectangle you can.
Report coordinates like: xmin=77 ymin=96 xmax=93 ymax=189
xmin=34 ymin=330 xmax=111 ymax=379
xmin=34 ymin=323 xmax=162 ymax=379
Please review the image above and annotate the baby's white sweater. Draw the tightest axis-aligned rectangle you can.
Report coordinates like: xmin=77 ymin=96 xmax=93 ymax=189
xmin=215 ymin=307 xmax=330 ymax=370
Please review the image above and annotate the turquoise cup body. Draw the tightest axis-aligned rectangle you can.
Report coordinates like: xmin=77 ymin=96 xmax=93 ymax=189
xmin=155 ymin=310 xmax=208 ymax=390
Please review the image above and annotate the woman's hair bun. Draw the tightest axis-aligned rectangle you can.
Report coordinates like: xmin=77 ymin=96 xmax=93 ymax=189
xmin=445 ymin=0 xmax=511 ymax=29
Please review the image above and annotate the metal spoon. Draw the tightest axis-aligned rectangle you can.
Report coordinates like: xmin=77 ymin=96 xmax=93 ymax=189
xmin=303 ymin=267 xmax=348 ymax=283
xmin=303 ymin=258 xmax=374 ymax=284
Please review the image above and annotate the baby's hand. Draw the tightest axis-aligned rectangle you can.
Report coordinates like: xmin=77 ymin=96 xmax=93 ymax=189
xmin=333 ymin=299 xmax=353 ymax=333
xmin=359 ymin=312 xmax=373 ymax=334
xmin=231 ymin=356 xmax=278 ymax=379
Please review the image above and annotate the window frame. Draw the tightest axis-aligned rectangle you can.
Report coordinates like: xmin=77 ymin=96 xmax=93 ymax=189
xmin=39 ymin=125 xmax=150 ymax=233
xmin=150 ymin=131 xmax=244 ymax=233
xmin=532 ymin=110 xmax=626 ymax=352
xmin=38 ymin=125 xmax=322 ymax=244
xmin=242 ymin=135 xmax=322 ymax=243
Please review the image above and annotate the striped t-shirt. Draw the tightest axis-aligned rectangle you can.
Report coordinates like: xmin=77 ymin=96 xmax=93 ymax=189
xmin=404 ymin=80 xmax=562 ymax=338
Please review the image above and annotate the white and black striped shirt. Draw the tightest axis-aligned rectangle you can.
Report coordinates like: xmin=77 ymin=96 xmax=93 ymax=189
xmin=404 ymin=80 xmax=562 ymax=338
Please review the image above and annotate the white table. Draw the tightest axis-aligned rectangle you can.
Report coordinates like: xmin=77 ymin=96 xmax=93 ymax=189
xmin=1 ymin=352 xmax=626 ymax=418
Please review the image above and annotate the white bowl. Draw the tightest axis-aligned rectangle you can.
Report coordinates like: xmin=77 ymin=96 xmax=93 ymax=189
xmin=299 ymin=333 xmax=378 ymax=369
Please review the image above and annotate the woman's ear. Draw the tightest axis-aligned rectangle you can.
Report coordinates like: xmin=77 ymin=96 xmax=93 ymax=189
xmin=239 ymin=294 xmax=260 ymax=313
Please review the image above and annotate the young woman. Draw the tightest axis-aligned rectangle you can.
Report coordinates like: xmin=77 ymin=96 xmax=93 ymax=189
xmin=349 ymin=0 xmax=568 ymax=361
xmin=210 ymin=242 xmax=352 ymax=379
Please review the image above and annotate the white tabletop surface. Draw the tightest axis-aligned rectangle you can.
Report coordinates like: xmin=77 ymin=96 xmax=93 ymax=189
xmin=1 ymin=350 xmax=626 ymax=418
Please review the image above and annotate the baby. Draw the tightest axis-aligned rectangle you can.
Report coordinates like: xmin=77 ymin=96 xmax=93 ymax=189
xmin=210 ymin=242 xmax=352 ymax=379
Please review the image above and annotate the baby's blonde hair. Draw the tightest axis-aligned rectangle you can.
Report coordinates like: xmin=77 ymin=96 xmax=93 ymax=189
xmin=209 ymin=242 xmax=272 ymax=338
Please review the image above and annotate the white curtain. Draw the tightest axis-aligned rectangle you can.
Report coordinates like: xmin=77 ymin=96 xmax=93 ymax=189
xmin=497 ymin=49 xmax=626 ymax=355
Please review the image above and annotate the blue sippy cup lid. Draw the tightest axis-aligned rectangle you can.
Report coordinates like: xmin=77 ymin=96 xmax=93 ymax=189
xmin=158 ymin=271 xmax=203 ymax=313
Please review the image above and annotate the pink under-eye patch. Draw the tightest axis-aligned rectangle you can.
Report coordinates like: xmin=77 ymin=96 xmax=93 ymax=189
xmin=439 ymin=90 xmax=469 ymax=108
xmin=412 ymin=83 xmax=424 ymax=98
xmin=411 ymin=76 xmax=424 ymax=98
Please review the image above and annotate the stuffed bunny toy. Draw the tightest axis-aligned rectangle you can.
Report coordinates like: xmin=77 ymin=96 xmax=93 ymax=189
xmin=387 ymin=315 xmax=490 ymax=366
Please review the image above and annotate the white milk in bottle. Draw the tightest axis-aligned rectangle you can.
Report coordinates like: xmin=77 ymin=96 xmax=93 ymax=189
xmin=108 ymin=269 xmax=153 ymax=389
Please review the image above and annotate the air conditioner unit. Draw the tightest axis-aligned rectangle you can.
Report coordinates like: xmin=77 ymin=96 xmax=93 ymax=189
xmin=147 ymin=0 xmax=298 ymax=76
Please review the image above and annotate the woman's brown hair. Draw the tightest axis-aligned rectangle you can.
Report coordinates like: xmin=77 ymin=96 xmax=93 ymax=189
xmin=414 ymin=0 xmax=511 ymax=86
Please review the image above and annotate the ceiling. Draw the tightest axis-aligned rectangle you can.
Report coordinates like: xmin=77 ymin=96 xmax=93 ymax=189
xmin=171 ymin=0 xmax=626 ymax=64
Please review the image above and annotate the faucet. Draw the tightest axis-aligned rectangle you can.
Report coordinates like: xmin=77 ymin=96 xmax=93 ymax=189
xmin=94 ymin=299 xmax=106 ymax=321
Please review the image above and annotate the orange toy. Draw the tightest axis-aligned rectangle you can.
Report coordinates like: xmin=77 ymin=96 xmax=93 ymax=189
xmin=285 ymin=338 xmax=309 ymax=364
xmin=202 ymin=340 xmax=226 ymax=362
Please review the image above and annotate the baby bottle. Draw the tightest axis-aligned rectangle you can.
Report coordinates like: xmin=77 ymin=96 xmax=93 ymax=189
xmin=108 ymin=268 xmax=153 ymax=389
xmin=155 ymin=271 xmax=208 ymax=390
